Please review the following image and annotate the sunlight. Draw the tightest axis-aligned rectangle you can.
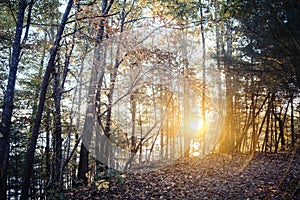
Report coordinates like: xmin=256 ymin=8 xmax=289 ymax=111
xmin=189 ymin=115 xmax=204 ymax=132
xmin=190 ymin=141 xmax=201 ymax=157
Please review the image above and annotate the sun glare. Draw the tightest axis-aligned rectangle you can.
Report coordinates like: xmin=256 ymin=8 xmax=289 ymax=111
xmin=189 ymin=117 xmax=204 ymax=132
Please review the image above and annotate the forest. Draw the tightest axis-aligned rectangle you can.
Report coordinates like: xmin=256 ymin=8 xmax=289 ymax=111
xmin=0 ymin=0 xmax=299 ymax=199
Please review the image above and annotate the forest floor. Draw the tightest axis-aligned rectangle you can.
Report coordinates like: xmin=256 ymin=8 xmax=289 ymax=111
xmin=67 ymin=151 xmax=300 ymax=199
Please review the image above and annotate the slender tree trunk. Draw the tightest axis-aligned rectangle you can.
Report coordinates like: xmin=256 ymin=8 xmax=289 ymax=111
xmin=262 ymin=95 xmax=272 ymax=152
xmin=52 ymin=65 xmax=63 ymax=187
xmin=273 ymin=103 xmax=289 ymax=152
xmin=182 ymin=26 xmax=191 ymax=157
xmin=103 ymin=48 xmax=121 ymax=166
xmin=249 ymin=53 xmax=257 ymax=154
xmin=290 ymin=92 xmax=295 ymax=147
xmin=70 ymin=44 xmax=87 ymax=187
xmin=51 ymin=35 xmax=75 ymax=188
xmin=170 ymin=98 xmax=175 ymax=159
xmin=274 ymin=115 xmax=279 ymax=153
xmin=130 ymin=91 xmax=137 ymax=154
xmin=45 ymin=108 xmax=51 ymax=187
xmin=270 ymin=113 xmax=274 ymax=152
xmin=20 ymin=1 xmax=74 ymax=199
xmin=255 ymin=94 xmax=271 ymax=152
xmin=159 ymin=72 xmax=164 ymax=159
xmin=199 ymin=1 xmax=206 ymax=124
xmin=0 ymin=1 xmax=27 ymax=199
xmin=139 ymin=103 xmax=143 ymax=163
xmin=165 ymin=117 xmax=169 ymax=159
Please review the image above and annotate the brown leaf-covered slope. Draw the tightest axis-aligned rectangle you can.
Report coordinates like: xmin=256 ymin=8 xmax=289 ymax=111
xmin=67 ymin=152 xmax=300 ymax=199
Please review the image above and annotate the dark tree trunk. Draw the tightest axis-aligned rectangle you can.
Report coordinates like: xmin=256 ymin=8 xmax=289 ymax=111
xmin=20 ymin=1 xmax=74 ymax=199
xmin=130 ymin=91 xmax=137 ymax=153
xmin=77 ymin=0 xmax=115 ymax=184
xmin=77 ymin=142 xmax=89 ymax=184
xmin=45 ymin=108 xmax=51 ymax=187
xmin=262 ymin=95 xmax=272 ymax=152
xmin=160 ymin=81 xmax=164 ymax=159
xmin=0 ymin=1 xmax=27 ymax=199
xmin=199 ymin=0 xmax=206 ymax=124
xmin=77 ymin=51 xmax=101 ymax=183
xmin=273 ymin=102 xmax=289 ymax=153
xmin=70 ymin=41 xmax=87 ymax=187
xmin=290 ymin=93 xmax=295 ymax=147
xmin=51 ymin=35 xmax=75 ymax=188
xmin=52 ymin=66 xmax=63 ymax=187
xmin=256 ymin=94 xmax=271 ymax=152
xmin=103 ymin=55 xmax=120 ymax=166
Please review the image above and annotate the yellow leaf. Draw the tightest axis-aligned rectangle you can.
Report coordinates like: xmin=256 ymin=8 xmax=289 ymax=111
xmin=102 ymin=181 xmax=109 ymax=189
xmin=96 ymin=180 xmax=109 ymax=190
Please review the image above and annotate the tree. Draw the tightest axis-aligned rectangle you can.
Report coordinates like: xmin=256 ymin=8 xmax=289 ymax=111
xmin=20 ymin=0 xmax=74 ymax=199
xmin=0 ymin=1 xmax=28 ymax=198
xmin=77 ymin=0 xmax=115 ymax=184
xmin=218 ymin=0 xmax=300 ymax=153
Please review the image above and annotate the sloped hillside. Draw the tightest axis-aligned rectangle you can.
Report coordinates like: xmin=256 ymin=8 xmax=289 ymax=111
xmin=67 ymin=151 xmax=300 ymax=199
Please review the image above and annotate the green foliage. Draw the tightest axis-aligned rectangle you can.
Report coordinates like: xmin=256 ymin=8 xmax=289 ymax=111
xmin=0 ymin=2 xmax=16 ymax=104
xmin=159 ymin=0 xmax=202 ymax=20
xmin=94 ymin=164 xmax=126 ymax=189
xmin=47 ymin=190 xmax=65 ymax=200
xmin=219 ymin=0 xmax=244 ymax=18
xmin=32 ymin=0 xmax=61 ymax=25
xmin=0 ymin=1 xmax=17 ymax=45
xmin=230 ymin=0 xmax=298 ymax=88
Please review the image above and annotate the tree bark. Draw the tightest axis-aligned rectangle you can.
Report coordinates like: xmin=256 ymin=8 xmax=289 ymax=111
xmin=0 ymin=1 xmax=27 ymax=199
xmin=199 ymin=0 xmax=206 ymax=124
xmin=290 ymin=92 xmax=295 ymax=147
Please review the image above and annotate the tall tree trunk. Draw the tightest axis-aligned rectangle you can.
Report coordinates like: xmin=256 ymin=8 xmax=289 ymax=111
xmin=138 ymin=102 xmax=143 ymax=163
xmin=77 ymin=0 xmax=115 ymax=183
xmin=165 ymin=102 xmax=169 ymax=159
xmin=0 ymin=1 xmax=27 ymax=199
xmin=250 ymin=72 xmax=256 ymax=154
xmin=160 ymin=82 xmax=164 ymax=159
xmin=70 ymin=43 xmax=87 ymax=187
xmin=45 ymin=108 xmax=51 ymax=187
xmin=290 ymin=92 xmax=295 ymax=147
xmin=262 ymin=94 xmax=273 ymax=152
xmin=199 ymin=0 xmax=206 ymax=124
xmin=102 ymin=46 xmax=121 ymax=166
xmin=20 ymin=1 xmax=74 ymax=199
xmin=255 ymin=94 xmax=271 ymax=152
xmin=182 ymin=26 xmax=191 ymax=157
xmin=130 ymin=90 xmax=137 ymax=154
xmin=52 ymin=34 xmax=75 ymax=188
xmin=52 ymin=65 xmax=63 ymax=187
xmin=273 ymin=100 xmax=289 ymax=153
xmin=170 ymin=98 xmax=175 ymax=159
xmin=220 ymin=20 xmax=234 ymax=154
xmin=270 ymin=113 xmax=274 ymax=152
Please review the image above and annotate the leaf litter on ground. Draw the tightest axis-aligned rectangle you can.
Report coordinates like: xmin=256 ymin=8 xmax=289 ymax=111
xmin=66 ymin=151 xmax=300 ymax=199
